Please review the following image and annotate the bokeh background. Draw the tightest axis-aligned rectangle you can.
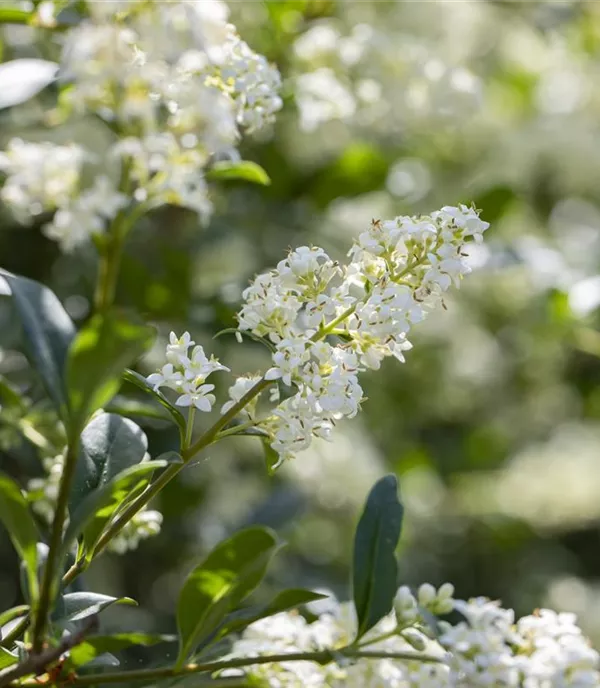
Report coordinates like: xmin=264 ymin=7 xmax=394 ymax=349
xmin=2 ymin=0 xmax=600 ymax=657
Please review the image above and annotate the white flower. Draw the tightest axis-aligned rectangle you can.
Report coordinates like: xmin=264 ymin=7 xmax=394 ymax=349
xmin=147 ymin=336 xmax=228 ymax=414
xmin=176 ymin=382 xmax=216 ymax=413
xmin=107 ymin=509 xmax=163 ymax=554
xmin=166 ymin=331 xmax=195 ymax=366
xmin=0 ymin=140 xmax=84 ymax=222
xmin=234 ymin=205 xmax=488 ymax=463
xmin=42 ymin=176 xmax=126 ymax=253
xmin=221 ymin=375 xmax=262 ymax=417
xmin=146 ymin=363 xmax=183 ymax=392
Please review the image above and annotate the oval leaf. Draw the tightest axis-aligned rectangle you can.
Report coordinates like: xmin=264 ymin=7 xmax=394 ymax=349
xmin=66 ymin=312 xmax=155 ymax=435
xmin=122 ymin=369 xmax=186 ymax=445
xmin=63 ymin=460 xmax=167 ymax=561
xmin=70 ymin=413 xmax=148 ymax=513
xmin=206 ymin=161 xmax=271 ymax=186
xmin=0 ymin=59 xmax=58 ymax=109
xmin=55 ymin=593 xmax=136 ymax=626
xmin=0 ymin=473 xmax=40 ymax=604
xmin=352 ymin=475 xmax=404 ymax=639
xmin=212 ymin=589 xmax=328 ymax=647
xmin=68 ymin=633 xmax=176 ymax=669
xmin=176 ymin=526 xmax=279 ymax=667
xmin=0 ymin=271 xmax=75 ymax=417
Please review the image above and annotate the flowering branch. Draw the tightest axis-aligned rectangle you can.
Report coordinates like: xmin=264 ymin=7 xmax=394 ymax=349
xmin=13 ymin=646 xmax=443 ymax=687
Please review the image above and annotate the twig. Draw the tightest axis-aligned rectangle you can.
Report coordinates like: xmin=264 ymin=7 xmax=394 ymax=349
xmin=0 ymin=615 xmax=99 ymax=687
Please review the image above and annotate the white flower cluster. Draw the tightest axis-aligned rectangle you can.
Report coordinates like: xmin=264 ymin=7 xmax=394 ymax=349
xmin=62 ymin=1 xmax=281 ymax=150
xmin=147 ymin=332 xmax=229 ymax=412
xmin=232 ymin=205 xmax=488 ymax=463
xmin=26 ymin=453 xmax=162 ymax=555
xmin=0 ymin=139 xmax=127 ymax=252
xmin=107 ymin=508 xmax=163 ymax=555
xmin=0 ymin=0 xmax=282 ymax=250
xmin=227 ymin=585 xmax=600 ymax=687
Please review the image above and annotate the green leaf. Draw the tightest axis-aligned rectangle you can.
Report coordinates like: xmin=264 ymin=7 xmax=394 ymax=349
xmin=213 ymin=589 xmax=328 ymax=645
xmin=70 ymin=412 xmax=148 ymax=513
xmin=0 ymin=375 xmax=25 ymax=411
xmin=0 ymin=473 xmax=40 ymax=604
xmin=176 ymin=526 xmax=279 ymax=667
xmin=62 ymin=460 xmax=167 ymax=561
xmin=206 ymin=161 xmax=271 ymax=186
xmin=0 ymin=270 xmax=75 ymax=417
xmin=55 ymin=593 xmax=137 ymax=626
xmin=68 ymin=633 xmax=176 ymax=669
xmin=261 ymin=437 xmax=281 ymax=476
xmin=0 ymin=647 xmax=18 ymax=670
xmin=66 ymin=312 xmax=155 ymax=435
xmin=122 ymin=369 xmax=186 ymax=446
xmin=0 ymin=604 xmax=29 ymax=630
xmin=352 ymin=475 xmax=404 ymax=640
xmin=0 ymin=58 xmax=58 ymax=109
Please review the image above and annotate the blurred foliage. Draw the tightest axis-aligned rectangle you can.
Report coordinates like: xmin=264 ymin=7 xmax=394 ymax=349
xmin=2 ymin=0 xmax=600 ymax=664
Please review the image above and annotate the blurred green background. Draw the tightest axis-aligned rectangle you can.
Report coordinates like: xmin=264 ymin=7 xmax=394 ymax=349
xmin=2 ymin=0 xmax=600 ymax=657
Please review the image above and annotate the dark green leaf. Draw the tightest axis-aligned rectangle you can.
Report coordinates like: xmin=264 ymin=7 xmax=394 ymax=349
xmin=66 ymin=312 xmax=155 ymax=435
xmin=122 ymin=369 xmax=186 ymax=446
xmin=70 ymin=412 xmax=148 ymax=513
xmin=0 ymin=648 xmax=17 ymax=670
xmin=176 ymin=527 xmax=279 ymax=667
xmin=214 ymin=589 xmax=328 ymax=644
xmin=206 ymin=161 xmax=271 ymax=186
xmin=55 ymin=593 xmax=137 ymax=626
xmin=0 ymin=59 xmax=58 ymax=109
xmin=0 ymin=473 xmax=39 ymax=603
xmin=68 ymin=633 xmax=176 ymax=668
xmin=63 ymin=460 xmax=167 ymax=561
xmin=352 ymin=475 xmax=404 ymax=639
xmin=0 ymin=270 xmax=75 ymax=417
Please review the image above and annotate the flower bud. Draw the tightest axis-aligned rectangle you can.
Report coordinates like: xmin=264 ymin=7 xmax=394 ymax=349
xmin=438 ymin=582 xmax=455 ymax=600
xmin=402 ymin=629 xmax=427 ymax=652
xmin=394 ymin=585 xmax=417 ymax=611
xmin=418 ymin=583 xmax=437 ymax=607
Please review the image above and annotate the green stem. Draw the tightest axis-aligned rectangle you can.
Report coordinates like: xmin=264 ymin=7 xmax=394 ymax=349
xmin=86 ymin=378 xmax=273 ymax=559
xmin=17 ymin=647 xmax=442 ymax=686
xmin=312 ymin=305 xmax=356 ymax=340
xmin=30 ymin=439 xmax=79 ymax=654
xmin=94 ymin=213 xmax=127 ymax=313
xmin=184 ymin=406 xmax=196 ymax=449
xmin=215 ymin=420 xmax=256 ymax=440
xmin=355 ymin=628 xmax=401 ymax=649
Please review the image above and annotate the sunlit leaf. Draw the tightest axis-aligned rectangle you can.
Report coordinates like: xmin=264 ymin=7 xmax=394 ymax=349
xmin=68 ymin=633 xmax=175 ymax=669
xmin=0 ymin=473 xmax=40 ymax=604
xmin=206 ymin=161 xmax=271 ymax=186
xmin=211 ymin=588 xmax=328 ymax=646
xmin=66 ymin=312 xmax=155 ymax=434
xmin=55 ymin=593 xmax=137 ymax=626
xmin=176 ymin=527 xmax=279 ymax=667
